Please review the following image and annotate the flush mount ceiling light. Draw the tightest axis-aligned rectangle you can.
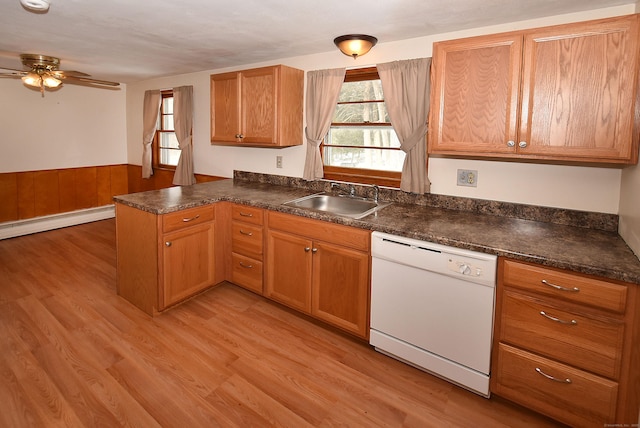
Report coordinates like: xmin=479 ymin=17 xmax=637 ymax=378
xmin=20 ymin=0 xmax=50 ymax=12
xmin=334 ymin=34 xmax=378 ymax=59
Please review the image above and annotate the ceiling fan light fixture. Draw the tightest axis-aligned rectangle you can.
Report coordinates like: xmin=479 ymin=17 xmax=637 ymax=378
xmin=19 ymin=0 xmax=50 ymax=12
xmin=21 ymin=72 xmax=41 ymax=87
xmin=334 ymin=34 xmax=378 ymax=59
xmin=42 ymin=74 xmax=61 ymax=87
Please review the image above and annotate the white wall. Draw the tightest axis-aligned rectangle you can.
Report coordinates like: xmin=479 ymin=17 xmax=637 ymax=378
xmin=617 ymin=1 xmax=640 ymax=258
xmin=0 ymin=81 xmax=127 ymax=172
xmin=126 ymin=4 xmax=636 ymax=215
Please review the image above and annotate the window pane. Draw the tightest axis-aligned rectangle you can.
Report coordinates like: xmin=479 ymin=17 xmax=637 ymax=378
xmin=163 ymin=97 xmax=173 ymax=114
xmin=324 ymin=146 xmax=405 ymax=171
xmin=324 ymin=126 xmax=404 ymax=171
xmin=160 ymin=148 xmax=180 ymax=166
xmin=162 ymin=114 xmax=174 ymax=130
xmin=159 ymin=132 xmax=179 ymax=149
xmin=337 ymin=80 xmax=384 ymax=102
xmin=333 ymin=101 xmax=390 ymax=123
xmin=326 ymin=126 xmax=401 ymax=148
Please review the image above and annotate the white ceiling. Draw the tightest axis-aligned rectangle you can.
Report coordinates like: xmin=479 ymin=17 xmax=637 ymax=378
xmin=0 ymin=0 xmax=634 ymax=84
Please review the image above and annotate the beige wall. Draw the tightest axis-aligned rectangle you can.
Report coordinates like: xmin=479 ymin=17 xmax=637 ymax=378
xmin=126 ymin=4 xmax=635 ymax=215
xmin=0 ymin=81 xmax=127 ymax=172
xmin=617 ymin=2 xmax=640 ymax=258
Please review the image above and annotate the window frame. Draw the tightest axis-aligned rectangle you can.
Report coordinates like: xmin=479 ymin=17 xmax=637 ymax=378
xmin=322 ymin=67 xmax=402 ymax=188
xmin=152 ymin=89 xmax=179 ymax=171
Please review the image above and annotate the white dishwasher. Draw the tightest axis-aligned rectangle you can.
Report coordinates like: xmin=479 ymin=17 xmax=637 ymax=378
xmin=370 ymin=231 xmax=497 ymax=397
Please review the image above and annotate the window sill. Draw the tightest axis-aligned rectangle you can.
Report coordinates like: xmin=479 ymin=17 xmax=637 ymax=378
xmin=323 ymin=166 xmax=400 ymax=188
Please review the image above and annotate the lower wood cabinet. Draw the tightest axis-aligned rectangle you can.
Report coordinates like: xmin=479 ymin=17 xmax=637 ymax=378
xmin=265 ymin=211 xmax=371 ymax=339
xmin=115 ymin=203 xmax=222 ymax=315
xmin=491 ymin=258 xmax=640 ymax=426
xmin=229 ymin=204 xmax=265 ymax=294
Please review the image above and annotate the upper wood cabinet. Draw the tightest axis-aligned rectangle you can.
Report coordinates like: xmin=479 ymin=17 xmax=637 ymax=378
xmin=429 ymin=14 xmax=640 ymax=165
xmin=210 ymin=65 xmax=304 ymax=148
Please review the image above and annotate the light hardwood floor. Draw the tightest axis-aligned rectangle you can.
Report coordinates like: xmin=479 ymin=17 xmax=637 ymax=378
xmin=0 ymin=219 xmax=565 ymax=427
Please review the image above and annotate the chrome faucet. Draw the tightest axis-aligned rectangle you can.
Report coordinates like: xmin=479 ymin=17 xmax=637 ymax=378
xmin=331 ymin=182 xmax=355 ymax=197
xmin=372 ymin=185 xmax=379 ymax=203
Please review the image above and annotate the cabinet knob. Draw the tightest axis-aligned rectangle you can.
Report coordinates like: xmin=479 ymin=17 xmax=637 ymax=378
xmin=518 ymin=141 xmax=527 ymax=148
xmin=304 ymin=247 xmax=311 ymax=252
xmin=165 ymin=241 xmax=172 ymax=247
xmin=507 ymin=140 xmax=515 ymax=147
xmin=312 ymin=248 xmax=318 ymax=253
xmin=236 ymin=134 xmax=244 ymax=139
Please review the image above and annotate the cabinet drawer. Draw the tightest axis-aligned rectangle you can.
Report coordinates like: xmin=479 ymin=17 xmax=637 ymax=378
xmin=231 ymin=205 xmax=264 ymax=225
xmin=502 ymin=259 xmax=627 ymax=313
xmin=493 ymin=344 xmax=618 ymax=427
xmin=231 ymin=253 xmax=263 ymax=294
xmin=232 ymin=222 xmax=263 ymax=258
xmin=267 ymin=211 xmax=370 ymax=252
xmin=500 ymin=291 xmax=624 ymax=379
xmin=162 ymin=205 xmax=214 ymax=234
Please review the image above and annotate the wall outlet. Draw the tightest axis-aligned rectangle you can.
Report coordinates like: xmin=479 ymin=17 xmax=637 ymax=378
xmin=457 ymin=169 xmax=477 ymax=187
xmin=276 ymin=156 xmax=283 ymax=168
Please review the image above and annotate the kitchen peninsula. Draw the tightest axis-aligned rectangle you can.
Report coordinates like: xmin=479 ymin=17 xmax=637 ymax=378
xmin=114 ymin=171 xmax=640 ymax=427
xmin=114 ymin=171 xmax=640 ymax=286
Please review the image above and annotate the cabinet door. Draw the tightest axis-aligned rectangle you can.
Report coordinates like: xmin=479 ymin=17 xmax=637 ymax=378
xmin=211 ymin=71 xmax=240 ymax=143
xmin=240 ymin=66 xmax=278 ymax=145
xmin=311 ymin=241 xmax=370 ymax=338
xmin=520 ymin=15 xmax=640 ymax=163
xmin=429 ymin=33 xmax=522 ymax=155
xmin=160 ymin=223 xmax=215 ymax=309
xmin=265 ymin=230 xmax=312 ymax=312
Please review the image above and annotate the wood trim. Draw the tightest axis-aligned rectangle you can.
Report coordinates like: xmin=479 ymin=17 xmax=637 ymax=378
xmin=126 ymin=165 xmax=226 ymax=194
xmin=323 ymin=166 xmax=401 ymax=188
xmin=0 ymin=164 xmax=225 ymax=224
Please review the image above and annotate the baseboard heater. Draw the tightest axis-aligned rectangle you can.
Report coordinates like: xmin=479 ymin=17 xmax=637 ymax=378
xmin=0 ymin=205 xmax=115 ymax=240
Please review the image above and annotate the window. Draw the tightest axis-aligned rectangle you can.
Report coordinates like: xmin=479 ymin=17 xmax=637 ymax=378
xmin=322 ymin=67 xmax=403 ymax=187
xmin=153 ymin=90 xmax=180 ymax=169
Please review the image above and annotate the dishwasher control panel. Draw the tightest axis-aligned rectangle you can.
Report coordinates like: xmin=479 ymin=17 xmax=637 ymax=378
xmin=371 ymin=231 xmax=497 ymax=287
xmin=447 ymin=259 xmax=483 ymax=277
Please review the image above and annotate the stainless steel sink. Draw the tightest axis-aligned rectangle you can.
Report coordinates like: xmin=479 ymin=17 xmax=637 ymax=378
xmin=283 ymin=192 xmax=391 ymax=219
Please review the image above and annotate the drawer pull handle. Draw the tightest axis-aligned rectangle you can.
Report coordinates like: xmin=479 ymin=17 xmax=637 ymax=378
xmin=540 ymin=311 xmax=577 ymax=325
xmin=239 ymin=261 xmax=253 ymax=269
xmin=541 ymin=279 xmax=579 ymax=292
xmin=239 ymin=229 xmax=253 ymax=236
xmin=239 ymin=212 xmax=253 ymax=217
xmin=535 ymin=367 xmax=572 ymax=384
xmin=182 ymin=214 xmax=201 ymax=222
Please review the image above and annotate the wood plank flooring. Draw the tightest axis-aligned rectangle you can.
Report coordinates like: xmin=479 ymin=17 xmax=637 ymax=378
xmin=0 ymin=219 xmax=565 ymax=427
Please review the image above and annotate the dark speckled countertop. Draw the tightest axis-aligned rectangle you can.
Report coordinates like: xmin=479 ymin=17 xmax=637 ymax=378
xmin=113 ymin=172 xmax=640 ymax=285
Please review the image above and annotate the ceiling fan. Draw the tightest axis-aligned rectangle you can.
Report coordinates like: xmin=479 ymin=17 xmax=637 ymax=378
xmin=0 ymin=53 xmax=120 ymax=97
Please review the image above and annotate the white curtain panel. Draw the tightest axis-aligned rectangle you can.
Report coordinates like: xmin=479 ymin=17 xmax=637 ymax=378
xmin=302 ymin=68 xmax=346 ymax=180
xmin=378 ymin=58 xmax=432 ymax=194
xmin=172 ymin=85 xmax=196 ymax=186
xmin=141 ymin=89 xmax=161 ymax=178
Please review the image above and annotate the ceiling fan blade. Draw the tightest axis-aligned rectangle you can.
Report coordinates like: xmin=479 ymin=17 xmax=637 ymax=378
xmin=53 ymin=69 xmax=91 ymax=78
xmin=0 ymin=66 xmax=27 ymax=73
xmin=60 ymin=75 xmax=120 ymax=87
xmin=0 ymin=72 xmax=25 ymax=78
